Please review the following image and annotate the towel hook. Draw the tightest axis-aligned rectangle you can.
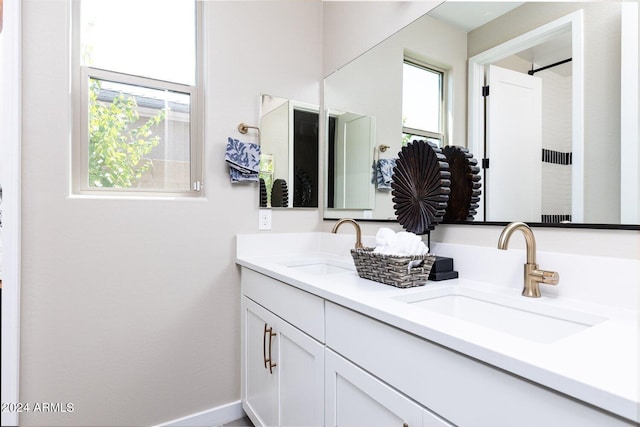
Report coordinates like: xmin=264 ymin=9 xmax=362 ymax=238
xmin=374 ymin=144 xmax=391 ymax=164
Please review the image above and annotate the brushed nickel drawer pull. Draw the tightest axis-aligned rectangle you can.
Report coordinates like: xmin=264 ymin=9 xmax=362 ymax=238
xmin=263 ymin=323 xmax=269 ymax=369
xmin=268 ymin=328 xmax=277 ymax=374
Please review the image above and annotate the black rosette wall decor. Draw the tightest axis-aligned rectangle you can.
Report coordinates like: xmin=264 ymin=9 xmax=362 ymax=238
xmin=391 ymin=140 xmax=451 ymax=234
xmin=442 ymin=146 xmax=482 ymax=221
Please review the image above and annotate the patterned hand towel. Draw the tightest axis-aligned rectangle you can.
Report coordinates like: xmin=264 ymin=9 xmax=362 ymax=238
xmin=225 ymin=137 xmax=261 ymax=183
xmin=374 ymin=158 xmax=396 ymax=190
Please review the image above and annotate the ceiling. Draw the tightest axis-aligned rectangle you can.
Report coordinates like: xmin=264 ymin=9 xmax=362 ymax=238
xmin=428 ymin=1 xmax=524 ymax=32
xmin=429 ymin=2 xmax=572 ymax=76
xmin=516 ymin=32 xmax=573 ymax=76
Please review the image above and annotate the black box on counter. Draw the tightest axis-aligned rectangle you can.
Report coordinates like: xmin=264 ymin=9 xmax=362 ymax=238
xmin=428 ymin=256 xmax=459 ymax=281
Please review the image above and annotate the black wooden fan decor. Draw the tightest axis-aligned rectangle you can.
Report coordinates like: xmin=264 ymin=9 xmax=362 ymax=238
xmin=271 ymin=179 xmax=289 ymax=208
xmin=391 ymin=140 xmax=450 ymax=234
xmin=259 ymin=178 xmax=268 ymax=208
xmin=442 ymin=146 xmax=482 ymax=221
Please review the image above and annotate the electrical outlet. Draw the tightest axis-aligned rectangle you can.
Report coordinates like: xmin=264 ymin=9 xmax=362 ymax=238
xmin=258 ymin=209 xmax=272 ymax=230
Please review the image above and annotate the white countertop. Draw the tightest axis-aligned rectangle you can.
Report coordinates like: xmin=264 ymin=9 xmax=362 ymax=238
xmin=236 ymin=232 xmax=639 ymax=423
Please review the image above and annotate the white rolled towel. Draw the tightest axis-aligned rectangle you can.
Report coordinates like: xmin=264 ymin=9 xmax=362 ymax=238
xmin=375 ymin=227 xmax=397 ymax=248
xmin=373 ymin=229 xmax=428 ymax=256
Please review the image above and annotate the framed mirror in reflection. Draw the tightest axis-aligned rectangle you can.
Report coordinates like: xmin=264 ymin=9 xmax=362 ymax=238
xmin=323 ymin=2 xmax=639 ymax=228
xmin=259 ymin=94 xmax=319 ymax=209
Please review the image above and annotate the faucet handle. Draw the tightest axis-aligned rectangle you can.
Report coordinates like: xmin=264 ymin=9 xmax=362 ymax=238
xmin=540 ymin=270 xmax=559 ymax=285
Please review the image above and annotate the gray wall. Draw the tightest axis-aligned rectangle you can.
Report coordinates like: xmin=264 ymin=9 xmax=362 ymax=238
xmin=19 ymin=1 xmax=321 ymax=425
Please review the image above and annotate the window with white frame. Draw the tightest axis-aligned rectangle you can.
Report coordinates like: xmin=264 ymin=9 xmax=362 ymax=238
xmin=74 ymin=0 xmax=202 ymax=195
xmin=402 ymin=59 xmax=446 ymax=147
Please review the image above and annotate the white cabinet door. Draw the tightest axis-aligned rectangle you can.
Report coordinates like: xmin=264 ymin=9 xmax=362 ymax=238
xmin=243 ymin=298 xmax=279 ymax=427
xmin=242 ymin=297 xmax=324 ymax=427
xmin=277 ymin=312 xmax=324 ymax=427
xmin=325 ymin=349 xmax=452 ymax=427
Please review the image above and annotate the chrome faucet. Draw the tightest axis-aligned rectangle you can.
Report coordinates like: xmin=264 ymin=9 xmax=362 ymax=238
xmin=332 ymin=218 xmax=364 ymax=250
xmin=497 ymin=222 xmax=559 ymax=298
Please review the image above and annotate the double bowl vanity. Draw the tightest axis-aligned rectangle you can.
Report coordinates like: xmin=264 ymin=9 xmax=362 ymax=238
xmin=236 ymin=231 xmax=639 ymax=426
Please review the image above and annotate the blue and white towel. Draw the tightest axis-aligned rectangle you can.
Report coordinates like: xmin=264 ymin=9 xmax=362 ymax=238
xmin=372 ymin=158 xmax=396 ymax=191
xmin=225 ymin=137 xmax=261 ymax=183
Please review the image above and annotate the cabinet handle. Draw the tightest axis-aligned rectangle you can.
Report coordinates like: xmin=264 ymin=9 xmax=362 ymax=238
xmin=403 ymin=424 xmax=409 ymax=427
xmin=268 ymin=328 xmax=277 ymax=374
xmin=263 ymin=323 xmax=269 ymax=369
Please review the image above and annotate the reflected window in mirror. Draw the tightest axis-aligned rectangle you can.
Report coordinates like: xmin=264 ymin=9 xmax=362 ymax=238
xmin=402 ymin=59 xmax=446 ymax=147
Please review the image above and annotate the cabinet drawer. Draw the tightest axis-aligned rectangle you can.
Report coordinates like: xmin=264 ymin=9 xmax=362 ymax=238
xmin=241 ymin=267 xmax=325 ymax=342
xmin=326 ymin=302 xmax=633 ymax=427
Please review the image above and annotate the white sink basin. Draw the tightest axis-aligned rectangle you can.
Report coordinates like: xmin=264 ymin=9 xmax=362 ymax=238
xmin=289 ymin=262 xmax=353 ymax=275
xmin=283 ymin=257 xmax=355 ymax=275
xmin=394 ymin=286 xmax=607 ymax=343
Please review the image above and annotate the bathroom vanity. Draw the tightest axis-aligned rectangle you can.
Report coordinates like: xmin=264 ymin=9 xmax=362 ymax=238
xmin=236 ymin=232 xmax=639 ymax=427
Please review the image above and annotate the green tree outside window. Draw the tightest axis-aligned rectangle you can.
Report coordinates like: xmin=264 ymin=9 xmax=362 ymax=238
xmin=88 ymin=79 xmax=166 ymax=188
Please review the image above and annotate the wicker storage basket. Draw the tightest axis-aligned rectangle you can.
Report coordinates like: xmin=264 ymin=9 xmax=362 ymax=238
xmin=350 ymin=247 xmax=436 ymax=288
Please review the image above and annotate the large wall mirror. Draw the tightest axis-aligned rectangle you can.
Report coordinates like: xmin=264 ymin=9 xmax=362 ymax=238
xmin=323 ymin=1 xmax=639 ymax=228
xmin=260 ymin=94 xmax=319 ymax=208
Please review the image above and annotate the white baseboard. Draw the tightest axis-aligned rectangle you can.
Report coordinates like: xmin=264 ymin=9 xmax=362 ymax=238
xmin=156 ymin=400 xmax=245 ymax=427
